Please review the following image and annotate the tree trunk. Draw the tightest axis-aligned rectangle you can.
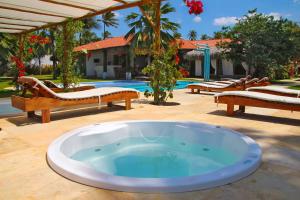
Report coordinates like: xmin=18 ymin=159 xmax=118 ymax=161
xmin=153 ymin=0 xmax=162 ymax=104
xmin=39 ymin=57 xmax=42 ymax=75
xmin=62 ymin=23 xmax=69 ymax=88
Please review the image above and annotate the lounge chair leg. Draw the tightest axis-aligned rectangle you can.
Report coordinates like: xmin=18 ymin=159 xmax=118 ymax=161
xmin=27 ymin=111 xmax=35 ymax=118
xmin=125 ymin=99 xmax=131 ymax=110
xmin=227 ymin=104 xmax=235 ymax=116
xmin=107 ymin=102 xmax=113 ymax=107
xmin=197 ymin=89 xmax=200 ymax=94
xmin=239 ymin=105 xmax=245 ymax=113
xmin=191 ymin=89 xmax=195 ymax=94
xmin=41 ymin=109 xmax=50 ymax=123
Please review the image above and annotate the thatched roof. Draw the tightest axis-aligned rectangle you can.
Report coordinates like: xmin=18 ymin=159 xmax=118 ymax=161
xmin=184 ymin=47 xmax=223 ymax=60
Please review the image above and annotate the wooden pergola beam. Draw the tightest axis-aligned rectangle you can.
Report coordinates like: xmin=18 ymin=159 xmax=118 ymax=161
xmin=18 ymin=0 xmax=147 ymax=35
xmin=114 ymin=0 xmax=128 ymax=4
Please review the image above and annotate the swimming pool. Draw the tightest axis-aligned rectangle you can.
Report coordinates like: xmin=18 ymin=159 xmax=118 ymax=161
xmin=81 ymin=80 xmax=195 ymax=92
xmin=47 ymin=121 xmax=261 ymax=193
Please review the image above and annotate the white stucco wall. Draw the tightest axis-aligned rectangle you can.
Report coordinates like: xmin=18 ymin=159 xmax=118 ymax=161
xmin=86 ymin=47 xmax=126 ymax=78
xmin=222 ymin=59 xmax=234 ymax=76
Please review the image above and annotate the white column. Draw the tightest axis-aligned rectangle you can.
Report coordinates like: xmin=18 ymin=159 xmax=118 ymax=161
xmin=195 ymin=59 xmax=202 ymax=76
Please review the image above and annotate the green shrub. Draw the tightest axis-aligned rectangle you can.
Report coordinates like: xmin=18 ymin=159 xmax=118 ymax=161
xmin=142 ymin=47 xmax=182 ymax=105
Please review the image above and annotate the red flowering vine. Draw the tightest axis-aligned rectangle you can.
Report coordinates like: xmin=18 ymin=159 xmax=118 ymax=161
xmin=175 ymin=54 xmax=180 ymax=65
xmin=12 ymin=35 xmax=51 ymax=77
xmin=28 ymin=35 xmax=51 ymax=45
xmin=184 ymin=0 xmax=204 ymax=15
xmin=179 ymin=67 xmax=190 ymax=78
xmin=11 ymin=56 xmax=26 ymax=77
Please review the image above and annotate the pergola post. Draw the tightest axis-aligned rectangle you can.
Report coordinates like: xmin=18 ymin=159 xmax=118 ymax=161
xmin=17 ymin=34 xmax=25 ymax=62
xmin=15 ymin=34 xmax=25 ymax=88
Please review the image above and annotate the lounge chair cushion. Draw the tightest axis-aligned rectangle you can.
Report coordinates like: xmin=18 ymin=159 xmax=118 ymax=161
xmin=19 ymin=76 xmax=139 ymax=100
xmin=215 ymin=91 xmax=300 ymax=105
xmin=247 ymin=86 xmax=300 ymax=96
xmin=188 ymin=81 xmax=237 ymax=89
xmin=56 ymin=87 xmax=139 ymax=100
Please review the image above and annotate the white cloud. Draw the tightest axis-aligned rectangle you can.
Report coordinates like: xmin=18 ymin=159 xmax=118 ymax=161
xmin=268 ymin=12 xmax=281 ymax=20
xmin=193 ymin=16 xmax=202 ymax=23
xmin=213 ymin=17 xmax=238 ymax=26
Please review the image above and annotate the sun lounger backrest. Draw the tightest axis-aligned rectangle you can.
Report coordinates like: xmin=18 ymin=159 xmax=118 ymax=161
xmin=257 ymin=77 xmax=269 ymax=83
xmin=245 ymin=75 xmax=252 ymax=81
xmin=43 ymin=80 xmax=59 ymax=88
xmin=246 ymin=78 xmax=259 ymax=85
xmin=18 ymin=76 xmax=58 ymax=98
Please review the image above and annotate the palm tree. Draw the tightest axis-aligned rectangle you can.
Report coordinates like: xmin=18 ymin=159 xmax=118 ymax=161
xmin=80 ymin=17 xmax=100 ymax=45
xmin=188 ymin=30 xmax=198 ymax=40
xmin=125 ymin=2 xmax=180 ymax=52
xmin=0 ymin=33 xmax=17 ymax=75
xmin=173 ymin=32 xmax=182 ymax=39
xmin=97 ymin=12 xmax=118 ymax=39
xmin=201 ymin=34 xmax=211 ymax=40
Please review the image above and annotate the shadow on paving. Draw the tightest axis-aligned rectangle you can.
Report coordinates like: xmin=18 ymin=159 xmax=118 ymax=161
xmin=208 ymin=110 xmax=300 ymax=127
xmin=5 ymin=105 xmax=127 ymax=126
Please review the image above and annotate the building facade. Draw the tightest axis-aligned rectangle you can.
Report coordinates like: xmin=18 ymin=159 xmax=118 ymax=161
xmin=75 ymin=37 xmax=250 ymax=79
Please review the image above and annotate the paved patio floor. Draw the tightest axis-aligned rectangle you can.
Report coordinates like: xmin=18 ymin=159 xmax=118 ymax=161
xmin=0 ymin=89 xmax=299 ymax=200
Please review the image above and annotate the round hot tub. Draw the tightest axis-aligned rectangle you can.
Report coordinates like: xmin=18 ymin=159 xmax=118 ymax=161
xmin=47 ymin=121 xmax=261 ymax=193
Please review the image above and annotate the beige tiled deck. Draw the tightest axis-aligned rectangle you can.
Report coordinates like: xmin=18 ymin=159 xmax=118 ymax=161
xmin=0 ymin=89 xmax=300 ymax=200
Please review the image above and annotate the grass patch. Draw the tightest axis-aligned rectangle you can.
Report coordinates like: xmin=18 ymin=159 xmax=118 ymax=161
xmin=288 ymin=85 xmax=300 ymax=90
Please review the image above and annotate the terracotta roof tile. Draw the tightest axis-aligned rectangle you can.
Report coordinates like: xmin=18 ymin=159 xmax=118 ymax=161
xmin=74 ymin=36 xmax=131 ymax=52
xmin=178 ymin=39 xmax=230 ymax=49
xmin=74 ymin=37 xmax=230 ymax=52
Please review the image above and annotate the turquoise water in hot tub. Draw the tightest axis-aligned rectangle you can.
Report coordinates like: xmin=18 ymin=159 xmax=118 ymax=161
xmin=71 ymin=137 xmax=239 ymax=178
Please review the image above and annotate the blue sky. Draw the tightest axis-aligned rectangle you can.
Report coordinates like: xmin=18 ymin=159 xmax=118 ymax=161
xmin=94 ymin=0 xmax=300 ymax=40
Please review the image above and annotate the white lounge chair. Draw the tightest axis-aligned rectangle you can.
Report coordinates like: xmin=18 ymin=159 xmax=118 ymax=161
xmin=215 ymin=91 xmax=300 ymax=116
xmin=11 ymin=77 xmax=139 ymax=123
xmin=247 ymin=86 xmax=300 ymax=98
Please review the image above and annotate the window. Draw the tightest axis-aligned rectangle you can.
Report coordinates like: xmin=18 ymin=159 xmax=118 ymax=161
xmin=94 ymin=58 xmax=100 ymax=64
xmin=113 ymin=55 xmax=119 ymax=65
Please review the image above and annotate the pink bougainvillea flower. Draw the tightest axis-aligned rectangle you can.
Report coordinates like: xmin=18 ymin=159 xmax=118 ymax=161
xmin=184 ymin=0 xmax=204 ymax=15
xmin=28 ymin=48 xmax=33 ymax=54
xmin=175 ymin=54 xmax=180 ymax=65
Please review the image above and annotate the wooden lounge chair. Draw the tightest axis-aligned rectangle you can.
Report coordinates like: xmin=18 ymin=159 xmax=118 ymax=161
xmin=187 ymin=81 xmax=244 ymax=94
xmin=217 ymin=75 xmax=252 ymax=84
xmin=11 ymin=77 xmax=139 ymax=123
xmin=247 ymin=86 xmax=300 ymax=98
xmin=246 ymin=77 xmax=270 ymax=88
xmin=43 ymin=80 xmax=95 ymax=92
xmin=214 ymin=91 xmax=300 ymax=116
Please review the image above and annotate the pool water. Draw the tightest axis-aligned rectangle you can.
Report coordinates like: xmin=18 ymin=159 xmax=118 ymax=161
xmin=81 ymin=80 xmax=195 ymax=92
xmin=72 ymin=137 xmax=238 ymax=178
